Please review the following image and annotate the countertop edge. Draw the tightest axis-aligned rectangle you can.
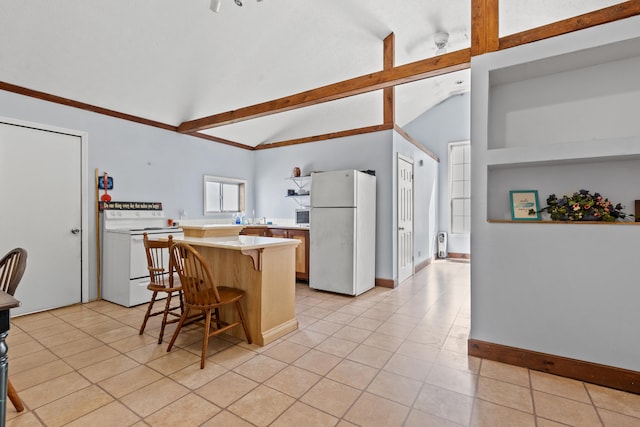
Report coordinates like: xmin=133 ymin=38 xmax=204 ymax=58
xmin=172 ymin=235 xmax=300 ymax=250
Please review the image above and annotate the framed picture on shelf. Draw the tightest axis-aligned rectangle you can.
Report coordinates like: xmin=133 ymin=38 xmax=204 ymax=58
xmin=510 ymin=190 xmax=541 ymax=220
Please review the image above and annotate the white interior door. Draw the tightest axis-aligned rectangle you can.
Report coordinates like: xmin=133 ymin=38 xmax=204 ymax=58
xmin=0 ymin=119 xmax=86 ymax=315
xmin=397 ymin=154 xmax=414 ymax=283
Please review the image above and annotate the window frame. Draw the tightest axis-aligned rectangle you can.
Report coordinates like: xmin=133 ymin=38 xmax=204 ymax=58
xmin=448 ymin=140 xmax=471 ymax=235
xmin=203 ymin=175 xmax=246 ymax=215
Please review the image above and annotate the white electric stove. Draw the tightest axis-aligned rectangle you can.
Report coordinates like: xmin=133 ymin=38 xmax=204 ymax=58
xmin=101 ymin=209 xmax=183 ymax=307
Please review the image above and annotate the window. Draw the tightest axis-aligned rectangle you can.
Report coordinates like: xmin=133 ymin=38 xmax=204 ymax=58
xmin=449 ymin=141 xmax=471 ymax=234
xmin=204 ymin=175 xmax=246 ymax=215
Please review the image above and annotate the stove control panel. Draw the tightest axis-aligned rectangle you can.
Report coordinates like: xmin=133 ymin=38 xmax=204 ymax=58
xmin=104 ymin=210 xmax=165 ymax=220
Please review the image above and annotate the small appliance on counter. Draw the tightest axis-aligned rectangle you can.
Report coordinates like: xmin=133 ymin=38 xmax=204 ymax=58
xmin=295 ymin=208 xmax=310 ymax=226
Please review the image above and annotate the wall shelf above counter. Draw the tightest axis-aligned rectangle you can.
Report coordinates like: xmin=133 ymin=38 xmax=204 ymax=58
xmin=286 ymin=175 xmax=311 ymax=208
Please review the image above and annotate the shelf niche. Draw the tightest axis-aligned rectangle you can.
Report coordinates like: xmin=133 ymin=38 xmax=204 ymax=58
xmin=487 ymin=157 xmax=640 ymax=221
xmin=488 ymin=36 xmax=640 ymax=151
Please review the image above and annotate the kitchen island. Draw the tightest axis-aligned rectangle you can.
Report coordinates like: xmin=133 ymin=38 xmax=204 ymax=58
xmin=170 ymin=234 xmax=299 ymax=346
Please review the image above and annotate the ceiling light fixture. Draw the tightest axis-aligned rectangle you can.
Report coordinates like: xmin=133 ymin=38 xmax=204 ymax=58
xmin=210 ymin=0 xmax=262 ymax=13
xmin=434 ymin=31 xmax=449 ymax=55
xmin=210 ymin=0 xmax=221 ymax=12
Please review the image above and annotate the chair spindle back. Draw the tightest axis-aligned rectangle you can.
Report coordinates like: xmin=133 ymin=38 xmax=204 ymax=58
xmin=0 ymin=248 xmax=28 ymax=296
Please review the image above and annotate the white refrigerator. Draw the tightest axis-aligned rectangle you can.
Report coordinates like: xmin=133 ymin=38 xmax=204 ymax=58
xmin=310 ymin=169 xmax=376 ymax=296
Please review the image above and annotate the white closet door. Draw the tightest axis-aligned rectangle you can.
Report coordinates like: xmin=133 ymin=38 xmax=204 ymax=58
xmin=0 ymin=120 xmax=83 ymax=314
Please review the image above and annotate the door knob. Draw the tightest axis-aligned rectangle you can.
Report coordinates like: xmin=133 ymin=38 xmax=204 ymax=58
xmin=71 ymin=228 xmax=80 ymax=235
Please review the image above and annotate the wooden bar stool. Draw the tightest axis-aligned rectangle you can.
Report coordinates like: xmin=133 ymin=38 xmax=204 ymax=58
xmin=138 ymin=234 xmax=184 ymax=344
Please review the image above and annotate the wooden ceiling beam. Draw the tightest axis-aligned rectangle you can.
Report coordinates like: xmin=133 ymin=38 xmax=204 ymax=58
xmin=499 ymin=2 xmax=640 ymax=50
xmin=471 ymin=0 xmax=499 ymax=56
xmin=254 ymin=124 xmax=394 ymax=150
xmin=383 ymin=32 xmax=395 ymax=125
xmin=177 ymin=48 xmax=471 ymax=133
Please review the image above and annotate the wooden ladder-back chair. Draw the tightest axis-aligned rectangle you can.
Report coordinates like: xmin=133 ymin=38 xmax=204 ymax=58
xmin=0 ymin=248 xmax=27 ymax=413
xmin=138 ymin=233 xmax=184 ymax=344
xmin=167 ymin=241 xmax=251 ymax=369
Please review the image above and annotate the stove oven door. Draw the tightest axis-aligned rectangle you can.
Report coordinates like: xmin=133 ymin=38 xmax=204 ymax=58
xmin=130 ymin=234 xmax=151 ymax=279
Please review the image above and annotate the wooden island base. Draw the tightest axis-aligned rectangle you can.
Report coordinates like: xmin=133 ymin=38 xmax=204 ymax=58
xmin=173 ymin=235 xmax=299 ymax=346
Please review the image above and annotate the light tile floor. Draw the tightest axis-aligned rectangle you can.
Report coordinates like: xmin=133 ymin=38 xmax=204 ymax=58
xmin=6 ymin=260 xmax=640 ymax=426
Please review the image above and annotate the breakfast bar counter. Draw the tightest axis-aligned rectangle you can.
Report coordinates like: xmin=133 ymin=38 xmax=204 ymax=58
xmin=171 ymin=235 xmax=299 ymax=346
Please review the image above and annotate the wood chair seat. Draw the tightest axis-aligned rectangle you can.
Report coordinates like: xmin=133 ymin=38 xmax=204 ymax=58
xmin=146 ymin=278 xmax=181 ymax=294
xmin=167 ymin=242 xmax=251 ymax=369
xmin=188 ymin=286 xmax=245 ymax=309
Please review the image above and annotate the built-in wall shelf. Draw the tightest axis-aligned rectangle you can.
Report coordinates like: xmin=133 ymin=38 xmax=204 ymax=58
xmin=486 ymin=137 xmax=640 ymax=169
xmin=480 ymin=30 xmax=640 ymax=223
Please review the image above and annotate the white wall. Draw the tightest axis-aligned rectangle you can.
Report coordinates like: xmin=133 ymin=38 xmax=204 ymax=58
xmin=403 ymin=92 xmax=471 ymax=255
xmin=0 ymin=90 xmax=254 ymax=302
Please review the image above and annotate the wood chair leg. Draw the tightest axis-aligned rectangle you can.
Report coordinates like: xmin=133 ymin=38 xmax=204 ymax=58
xmin=214 ymin=307 xmax=221 ymax=329
xmin=8 ymin=379 xmax=24 ymax=412
xmin=201 ymin=309 xmax=213 ymax=369
xmin=166 ymin=308 xmax=190 ymax=353
xmin=157 ymin=292 xmax=173 ymax=344
xmin=139 ymin=291 xmax=158 ymax=335
xmin=235 ymin=300 xmax=252 ymax=344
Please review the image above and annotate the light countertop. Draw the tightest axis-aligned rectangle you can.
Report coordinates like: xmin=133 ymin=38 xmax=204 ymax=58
xmin=179 ymin=224 xmax=245 ymax=231
xmin=179 ymin=224 xmax=245 ymax=238
xmin=172 ymin=235 xmax=300 ymax=251
xmin=242 ymin=224 xmax=310 ymax=230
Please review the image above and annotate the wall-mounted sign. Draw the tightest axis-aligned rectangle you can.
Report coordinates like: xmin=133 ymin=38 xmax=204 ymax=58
xmin=98 ymin=176 xmax=113 ymax=190
xmin=99 ymin=201 xmax=163 ymax=211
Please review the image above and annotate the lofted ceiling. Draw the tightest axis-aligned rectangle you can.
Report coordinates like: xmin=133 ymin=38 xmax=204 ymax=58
xmin=0 ymin=0 xmax=623 ymax=148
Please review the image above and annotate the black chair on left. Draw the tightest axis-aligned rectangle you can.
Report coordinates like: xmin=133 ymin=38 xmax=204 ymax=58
xmin=0 ymin=248 xmax=27 ymax=413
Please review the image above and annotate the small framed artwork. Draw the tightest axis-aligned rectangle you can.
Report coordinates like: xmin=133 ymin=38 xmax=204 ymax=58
xmin=510 ymin=190 xmax=541 ymax=220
